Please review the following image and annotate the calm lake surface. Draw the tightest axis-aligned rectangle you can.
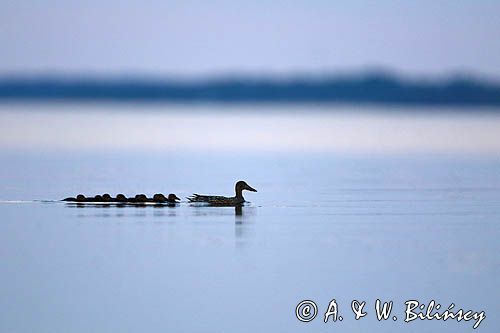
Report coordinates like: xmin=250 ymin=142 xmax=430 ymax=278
xmin=0 ymin=104 xmax=499 ymax=332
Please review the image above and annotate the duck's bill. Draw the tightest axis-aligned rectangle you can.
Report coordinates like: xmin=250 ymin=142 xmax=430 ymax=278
xmin=247 ymin=185 xmax=257 ymax=192
xmin=174 ymin=195 xmax=181 ymax=201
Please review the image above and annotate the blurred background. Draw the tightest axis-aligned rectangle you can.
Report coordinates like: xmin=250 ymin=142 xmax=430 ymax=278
xmin=1 ymin=1 xmax=500 ymax=333
xmin=1 ymin=0 xmax=500 ymax=153
xmin=1 ymin=0 xmax=500 ymax=77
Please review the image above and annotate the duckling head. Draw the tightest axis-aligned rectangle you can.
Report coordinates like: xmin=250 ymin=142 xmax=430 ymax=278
xmin=167 ymin=193 xmax=181 ymax=202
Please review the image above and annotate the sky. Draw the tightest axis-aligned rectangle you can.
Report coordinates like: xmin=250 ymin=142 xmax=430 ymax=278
xmin=1 ymin=0 xmax=500 ymax=78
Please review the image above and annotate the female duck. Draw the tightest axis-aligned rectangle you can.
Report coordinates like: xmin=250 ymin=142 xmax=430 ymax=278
xmin=188 ymin=180 xmax=257 ymax=206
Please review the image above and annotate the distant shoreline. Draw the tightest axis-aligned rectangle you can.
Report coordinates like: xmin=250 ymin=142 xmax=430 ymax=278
xmin=1 ymin=73 xmax=500 ymax=106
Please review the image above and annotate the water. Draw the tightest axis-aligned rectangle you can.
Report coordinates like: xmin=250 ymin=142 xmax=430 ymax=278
xmin=0 ymin=104 xmax=499 ymax=332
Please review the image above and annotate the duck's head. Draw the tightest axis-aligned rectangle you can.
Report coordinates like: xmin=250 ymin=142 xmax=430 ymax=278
xmin=167 ymin=193 xmax=181 ymax=202
xmin=235 ymin=180 xmax=257 ymax=193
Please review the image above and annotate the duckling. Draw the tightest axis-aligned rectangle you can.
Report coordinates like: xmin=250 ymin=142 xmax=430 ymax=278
xmin=167 ymin=193 xmax=181 ymax=203
xmin=115 ymin=194 xmax=127 ymax=202
xmin=62 ymin=194 xmax=86 ymax=202
xmin=152 ymin=193 xmax=167 ymax=202
xmin=187 ymin=180 xmax=257 ymax=206
xmin=102 ymin=193 xmax=112 ymax=202
xmin=93 ymin=195 xmax=103 ymax=202
xmin=133 ymin=194 xmax=148 ymax=203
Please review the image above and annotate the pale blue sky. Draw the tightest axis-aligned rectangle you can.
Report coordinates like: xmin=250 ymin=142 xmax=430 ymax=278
xmin=1 ymin=0 xmax=500 ymax=78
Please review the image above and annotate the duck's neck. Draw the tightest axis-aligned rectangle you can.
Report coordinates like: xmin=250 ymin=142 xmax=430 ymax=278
xmin=235 ymin=188 xmax=245 ymax=201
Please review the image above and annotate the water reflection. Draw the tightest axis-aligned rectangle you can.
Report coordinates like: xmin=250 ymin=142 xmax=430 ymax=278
xmin=64 ymin=202 xmax=255 ymax=222
xmin=153 ymin=207 xmax=178 ymax=218
xmin=65 ymin=202 xmax=178 ymax=218
xmin=189 ymin=205 xmax=240 ymax=217
xmin=65 ymin=202 xmax=178 ymax=208
xmin=234 ymin=206 xmax=257 ymax=249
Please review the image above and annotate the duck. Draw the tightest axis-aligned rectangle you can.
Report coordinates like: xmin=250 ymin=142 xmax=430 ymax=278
xmin=187 ymin=180 xmax=257 ymax=206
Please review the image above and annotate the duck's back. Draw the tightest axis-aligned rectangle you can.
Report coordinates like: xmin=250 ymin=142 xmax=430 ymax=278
xmin=188 ymin=194 xmax=242 ymax=206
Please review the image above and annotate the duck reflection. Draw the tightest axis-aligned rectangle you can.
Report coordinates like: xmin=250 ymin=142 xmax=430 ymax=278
xmin=66 ymin=200 xmax=178 ymax=218
xmin=65 ymin=202 xmax=179 ymax=209
xmin=234 ymin=205 xmax=255 ymax=224
xmin=234 ymin=205 xmax=256 ymax=249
